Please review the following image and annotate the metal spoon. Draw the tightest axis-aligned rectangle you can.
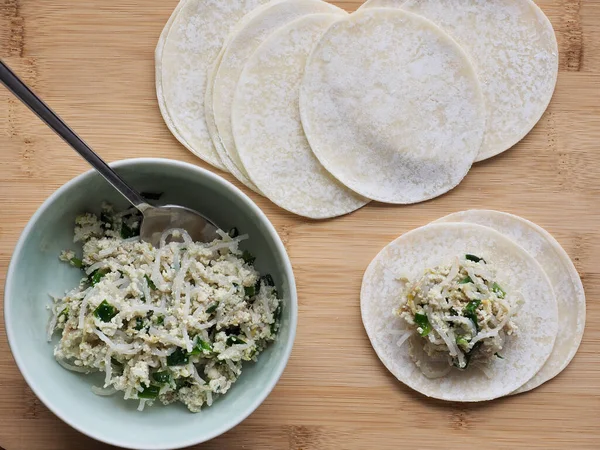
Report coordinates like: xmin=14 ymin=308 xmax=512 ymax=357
xmin=0 ymin=59 xmax=218 ymax=247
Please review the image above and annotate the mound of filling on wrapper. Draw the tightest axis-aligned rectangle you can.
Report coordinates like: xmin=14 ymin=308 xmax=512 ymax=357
xmin=396 ymin=254 xmax=522 ymax=373
xmin=49 ymin=203 xmax=281 ymax=412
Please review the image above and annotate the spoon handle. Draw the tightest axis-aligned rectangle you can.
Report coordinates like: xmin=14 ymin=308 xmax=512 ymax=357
xmin=0 ymin=59 xmax=151 ymax=212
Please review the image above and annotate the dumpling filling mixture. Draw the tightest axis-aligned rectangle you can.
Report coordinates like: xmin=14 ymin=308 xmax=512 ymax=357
xmin=396 ymin=254 xmax=522 ymax=370
xmin=48 ymin=203 xmax=281 ymax=412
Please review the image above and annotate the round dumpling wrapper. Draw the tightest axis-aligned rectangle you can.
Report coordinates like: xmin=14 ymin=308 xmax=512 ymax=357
xmin=208 ymin=0 xmax=346 ymax=193
xmin=435 ymin=210 xmax=585 ymax=393
xmin=156 ymin=0 xmax=269 ymax=170
xmin=299 ymin=8 xmax=485 ymax=204
xmin=361 ymin=0 xmax=559 ymax=162
xmin=361 ymin=222 xmax=559 ymax=401
xmin=232 ymin=14 xmax=369 ymax=219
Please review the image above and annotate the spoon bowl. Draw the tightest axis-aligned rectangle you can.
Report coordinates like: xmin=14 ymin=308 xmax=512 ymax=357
xmin=140 ymin=204 xmax=220 ymax=247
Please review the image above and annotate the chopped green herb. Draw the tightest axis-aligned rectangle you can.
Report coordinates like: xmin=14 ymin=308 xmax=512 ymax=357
xmin=141 ymin=192 xmax=163 ymax=200
xmin=93 ymin=300 xmax=118 ymax=322
xmin=463 ymin=300 xmax=481 ymax=331
xmin=242 ymin=250 xmax=255 ymax=264
xmin=167 ymin=348 xmax=189 ymax=366
xmin=58 ymin=306 xmax=69 ymax=320
xmin=120 ymin=221 xmax=139 ymax=239
xmin=140 ymin=295 xmax=146 ymax=303
xmin=190 ymin=338 xmax=212 ymax=355
xmin=154 ymin=315 xmax=164 ymax=326
xmin=206 ymin=303 xmax=219 ymax=314
xmin=144 ymin=275 xmax=156 ymax=290
xmin=463 ymin=341 xmax=483 ymax=368
xmin=89 ymin=268 xmax=109 ymax=286
xmin=244 ymin=285 xmax=256 ymax=297
xmin=270 ymin=303 xmax=282 ymax=335
xmin=449 ymin=307 xmax=458 ymax=316
xmin=227 ymin=335 xmax=246 ymax=346
xmin=492 ymin=282 xmax=506 ymax=299
xmin=262 ymin=274 xmax=275 ymax=286
xmin=70 ymin=257 xmax=83 ymax=269
xmin=459 ymin=276 xmax=473 ymax=284
xmin=465 ymin=254 xmax=485 ymax=263
xmin=464 ymin=300 xmax=481 ymax=314
xmin=152 ymin=371 xmax=171 ymax=384
xmin=495 ymin=352 xmax=504 ymax=359
xmin=228 ymin=227 xmax=239 ymax=238
xmin=414 ymin=313 xmax=432 ymax=337
xmin=134 ymin=317 xmax=144 ymax=331
xmin=138 ymin=384 xmax=160 ymax=399
xmin=456 ymin=336 xmax=469 ymax=347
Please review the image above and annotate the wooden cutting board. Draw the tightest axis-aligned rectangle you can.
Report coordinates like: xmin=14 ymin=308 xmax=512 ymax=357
xmin=0 ymin=1 xmax=598 ymax=449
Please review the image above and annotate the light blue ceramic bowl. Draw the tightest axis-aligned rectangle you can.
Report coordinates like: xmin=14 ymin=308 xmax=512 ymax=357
xmin=4 ymin=158 xmax=297 ymax=449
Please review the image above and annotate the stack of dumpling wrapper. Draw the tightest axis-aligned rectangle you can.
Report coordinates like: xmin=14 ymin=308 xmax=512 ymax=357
xmin=156 ymin=0 xmax=558 ymax=219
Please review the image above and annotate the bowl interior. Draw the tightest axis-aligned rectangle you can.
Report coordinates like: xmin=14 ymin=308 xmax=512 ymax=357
xmin=5 ymin=159 xmax=296 ymax=449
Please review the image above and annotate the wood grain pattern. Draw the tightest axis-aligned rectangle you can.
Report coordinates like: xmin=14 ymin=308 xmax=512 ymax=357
xmin=0 ymin=1 xmax=599 ymax=449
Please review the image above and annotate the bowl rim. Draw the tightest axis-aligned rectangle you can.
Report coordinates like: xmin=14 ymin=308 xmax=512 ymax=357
xmin=3 ymin=157 xmax=298 ymax=449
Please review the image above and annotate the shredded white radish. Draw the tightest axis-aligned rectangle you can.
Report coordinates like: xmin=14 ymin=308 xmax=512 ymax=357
xmin=469 ymin=307 xmax=521 ymax=348
xmin=173 ymin=251 xmax=180 ymax=271
xmin=148 ymin=327 xmax=182 ymax=346
xmin=197 ymin=319 xmax=216 ymax=330
xmin=182 ymin=326 xmax=193 ymax=353
xmin=441 ymin=257 xmax=459 ymax=287
xmin=159 ymin=228 xmax=193 ymax=248
xmin=151 ymin=246 xmax=166 ymax=288
xmin=466 ymin=267 xmax=488 ymax=293
xmin=92 ymin=385 xmax=117 ymax=396
xmin=425 ymin=307 xmax=465 ymax=367
xmin=189 ymin=362 xmax=205 ymax=386
xmin=85 ymin=261 xmax=106 ymax=275
xmin=141 ymin=278 xmax=151 ymax=304
xmin=206 ymin=391 xmax=213 ymax=407
xmin=119 ymin=305 xmax=166 ymax=315
xmin=46 ymin=306 xmax=58 ymax=342
xmin=57 ymin=358 xmax=92 ymax=373
xmin=104 ymin=351 xmax=112 ymax=387
xmin=93 ymin=329 xmax=138 ymax=355
xmin=207 ymin=234 xmax=249 ymax=252
xmin=150 ymin=348 xmax=172 ymax=357
xmin=396 ymin=332 xmax=412 ymax=348
xmin=137 ymin=399 xmax=147 ymax=412
xmin=78 ymin=288 xmax=97 ymax=330
xmin=225 ymin=359 xmax=239 ymax=375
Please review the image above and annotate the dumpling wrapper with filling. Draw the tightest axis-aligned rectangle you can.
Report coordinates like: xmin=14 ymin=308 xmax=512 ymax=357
xmin=361 ymin=222 xmax=558 ymax=401
xmin=434 ymin=210 xmax=586 ymax=393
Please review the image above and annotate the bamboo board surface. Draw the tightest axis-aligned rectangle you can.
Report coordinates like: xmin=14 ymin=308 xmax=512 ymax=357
xmin=1 ymin=0 xmax=599 ymax=449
